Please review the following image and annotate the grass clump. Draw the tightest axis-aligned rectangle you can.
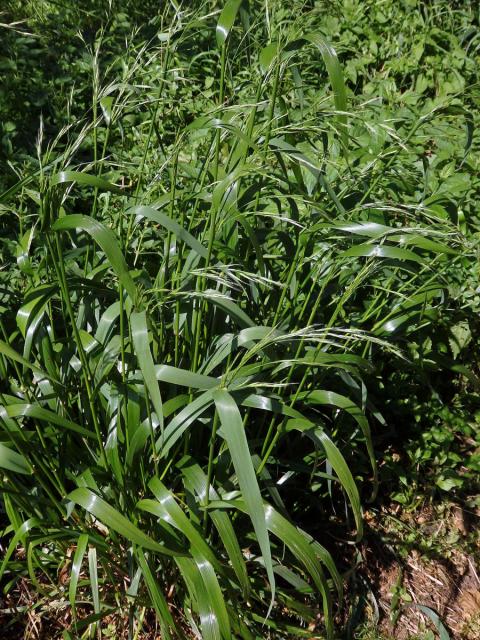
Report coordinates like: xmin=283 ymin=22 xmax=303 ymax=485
xmin=0 ymin=1 xmax=479 ymax=638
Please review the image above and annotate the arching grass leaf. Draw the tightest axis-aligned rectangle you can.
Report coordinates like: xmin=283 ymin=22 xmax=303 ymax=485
xmin=52 ymin=215 xmax=137 ymax=300
xmin=213 ymin=389 xmax=275 ymax=613
xmin=67 ymin=488 xmax=183 ymax=557
xmin=216 ymin=0 xmax=243 ymax=48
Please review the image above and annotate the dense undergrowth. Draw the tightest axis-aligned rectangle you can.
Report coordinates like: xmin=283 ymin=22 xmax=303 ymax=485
xmin=0 ymin=1 xmax=479 ymax=638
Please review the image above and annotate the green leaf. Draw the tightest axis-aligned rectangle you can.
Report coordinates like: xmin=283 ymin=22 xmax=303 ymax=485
xmin=341 ymin=243 xmax=424 ymax=263
xmin=297 ymin=389 xmax=377 ymax=500
xmin=176 ymin=557 xmax=221 ymax=640
xmin=212 ymin=389 xmax=275 ymax=612
xmin=0 ymin=518 xmax=40 ymax=582
xmin=216 ymin=0 xmax=243 ymax=48
xmin=207 ymin=498 xmax=336 ymax=639
xmin=1 ymin=403 xmax=96 ymax=439
xmin=436 ymin=477 xmax=462 ymax=491
xmin=0 ymin=339 xmax=53 ymax=381
xmin=52 ymin=215 xmax=137 ymax=300
xmin=0 ymin=442 xmax=31 ymax=475
xmin=332 ymin=222 xmax=394 ymax=238
xmin=88 ymin=546 xmax=100 ymax=621
xmin=159 ymin=390 xmax=214 ymax=457
xmin=16 ymin=285 xmax=55 ymax=337
xmin=69 ymin=533 xmax=89 ymax=619
xmin=202 ymin=326 xmax=276 ymax=375
xmin=50 ymin=171 xmax=125 ymax=194
xmin=146 ymin=477 xmax=219 ymax=569
xmin=390 ymin=234 xmax=457 ymax=255
xmin=260 ymin=503 xmax=335 ymax=639
xmin=154 ymin=364 xmax=218 ymax=390
xmin=203 ymin=289 xmax=255 ymax=329
xmin=269 ymin=137 xmax=345 ymax=213
xmin=95 ymin=301 xmax=121 ymax=344
xmin=126 ymin=396 xmax=189 ymax=466
xmin=312 ymin=429 xmax=363 ymax=540
xmin=299 ymin=33 xmax=348 ymax=147
xmin=179 ymin=458 xmax=249 ymax=597
xmin=449 ymin=321 xmax=472 ymax=359
xmin=403 ymin=604 xmax=450 ymax=640
xmin=285 ymin=419 xmax=363 ymax=540
xmin=100 ymin=96 xmax=114 ymax=125
xmin=128 ymin=205 xmax=208 ymax=259
xmin=259 ymin=42 xmax=279 ymax=74
xmin=191 ymin=550 xmax=231 ymax=640
xmin=136 ymin=551 xmax=176 ymax=639
xmin=131 ymin=310 xmax=164 ymax=439
xmin=67 ymin=488 xmax=183 ymax=557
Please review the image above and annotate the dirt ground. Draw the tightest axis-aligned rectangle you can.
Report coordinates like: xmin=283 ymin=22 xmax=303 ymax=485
xmin=359 ymin=502 xmax=480 ymax=639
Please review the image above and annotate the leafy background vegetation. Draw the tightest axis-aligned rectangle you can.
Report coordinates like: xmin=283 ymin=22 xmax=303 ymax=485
xmin=0 ymin=0 xmax=479 ymax=638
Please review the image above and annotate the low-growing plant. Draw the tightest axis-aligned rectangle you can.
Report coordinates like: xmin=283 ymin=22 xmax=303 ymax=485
xmin=0 ymin=1 xmax=478 ymax=638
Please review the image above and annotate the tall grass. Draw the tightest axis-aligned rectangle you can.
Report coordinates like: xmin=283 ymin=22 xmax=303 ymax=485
xmin=0 ymin=0 xmax=476 ymax=638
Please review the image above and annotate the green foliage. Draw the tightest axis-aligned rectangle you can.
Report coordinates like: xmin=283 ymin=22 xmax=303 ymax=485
xmin=385 ymin=395 xmax=480 ymax=505
xmin=0 ymin=0 xmax=479 ymax=638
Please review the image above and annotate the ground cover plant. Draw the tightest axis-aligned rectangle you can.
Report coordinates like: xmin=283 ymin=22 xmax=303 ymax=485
xmin=0 ymin=0 xmax=479 ymax=638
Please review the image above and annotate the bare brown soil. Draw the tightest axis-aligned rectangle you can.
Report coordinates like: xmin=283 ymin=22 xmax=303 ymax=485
xmin=359 ymin=502 xmax=480 ymax=639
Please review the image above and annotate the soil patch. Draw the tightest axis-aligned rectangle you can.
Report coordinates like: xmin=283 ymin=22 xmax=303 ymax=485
xmin=358 ymin=502 xmax=480 ymax=639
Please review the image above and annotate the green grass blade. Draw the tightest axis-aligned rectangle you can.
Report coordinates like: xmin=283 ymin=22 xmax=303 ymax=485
xmin=136 ymin=551 xmax=175 ymax=639
xmin=179 ymin=458 xmax=249 ymax=597
xmin=131 ymin=310 xmax=164 ymax=438
xmin=285 ymin=419 xmax=363 ymax=539
xmin=0 ymin=340 xmax=53 ymax=381
xmin=207 ymin=498 xmax=336 ymax=639
xmin=147 ymin=477 xmax=219 ymax=568
xmin=191 ymin=549 xmax=231 ymax=640
xmin=216 ymin=0 xmax=243 ymax=48
xmin=154 ymin=365 xmax=218 ymax=390
xmin=403 ymin=604 xmax=450 ymax=640
xmin=1 ymin=403 xmax=96 ymax=439
xmin=52 ymin=215 xmax=137 ymax=300
xmin=203 ymin=290 xmax=255 ymax=329
xmin=69 ymin=533 xmax=89 ymax=619
xmin=263 ymin=505 xmax=334 ymax=640
xmin=129 ymin=205 xmax=208 ymax=259
xmin=50 ymin=170 xmax=125 ymax=195
xmin=212 ymin=389 xmax=275 ymax=614
xmin=303 ymin=33 xmax=347 ymax=113
xmin=259 ymin=42 xmax=279 ymax=74
xmin=312 ymin=429 xmax=363 ymax=540
xmin=341 ymin=244 xmax=424 ymax=263
xmin=0 ymin=518 xmax=40 ymax=582
xmin=0 ymin=442 xmax=31 ymax=475
xmin=88 ymin=545 xmax=100 ymax=626
xmin=67 ymin=488 xmax=183 ymax=557
xmin=298 ymin=389 xmax=378 ymax=500
xmin=159 ymin=390 xmax=214 ymax=457
xmin=176 ymin=557 xmax=221 ymax=640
